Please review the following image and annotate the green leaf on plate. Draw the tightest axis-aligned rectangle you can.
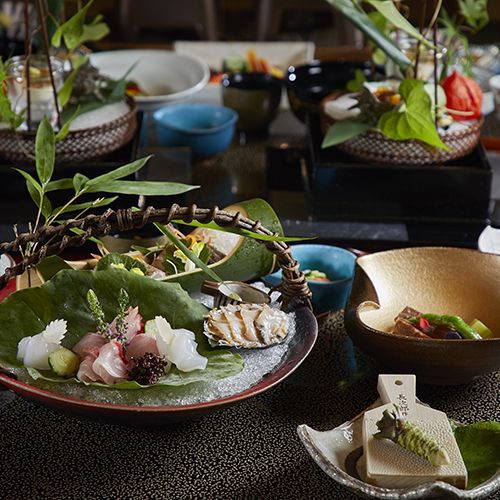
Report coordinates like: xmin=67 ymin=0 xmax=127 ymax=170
xmin=0 ymin=267 xmax=244 ymax=388
xmin=95 ymin=253 xmax=148 ymax=275
xmin=454 ymin=421 xmax=500 ymax=489
xmin=57 ymin=54 xmax=87 ymax=108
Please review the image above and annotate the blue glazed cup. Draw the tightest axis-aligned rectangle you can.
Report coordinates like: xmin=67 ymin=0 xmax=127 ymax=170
xmin=153 ymin=103 xmax=239 ymax=158
xmin=263 ymin=244 xmax=356 ymax=315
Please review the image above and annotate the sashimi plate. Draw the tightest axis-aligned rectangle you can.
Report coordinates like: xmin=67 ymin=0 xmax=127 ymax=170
xmin=0 ymin=266 xmax=317 ymax=426
xmin=297 ymin=402 xmax=500 ymax=500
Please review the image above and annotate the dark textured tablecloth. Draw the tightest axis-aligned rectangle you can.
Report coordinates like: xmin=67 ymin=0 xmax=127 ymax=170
xmin=2 ymin=311 xmax=500 ymax=500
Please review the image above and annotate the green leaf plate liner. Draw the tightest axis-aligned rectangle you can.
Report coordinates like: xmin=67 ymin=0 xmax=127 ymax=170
xmin=0 ymin=266 xmax=244 ymax=390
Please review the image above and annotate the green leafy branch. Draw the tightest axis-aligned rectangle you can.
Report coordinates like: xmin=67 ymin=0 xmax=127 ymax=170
xmin=51 ymin=0 xmax=110 ymax=58
xmin=17 ymin=116 xmax=198 ymax=257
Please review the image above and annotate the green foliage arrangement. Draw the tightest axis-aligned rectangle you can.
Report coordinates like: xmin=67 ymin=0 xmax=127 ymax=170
xmin=322 ymin=0 xmax=488 ymax=150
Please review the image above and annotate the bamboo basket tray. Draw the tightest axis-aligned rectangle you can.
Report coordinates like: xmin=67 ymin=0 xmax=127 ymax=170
xmin=0 ymin=204 xmax=313 ymax=311
xmin=320 ymin=94 xmax=483 ymax=166
xmin=0 ymin=97 xmax=138 ymax=164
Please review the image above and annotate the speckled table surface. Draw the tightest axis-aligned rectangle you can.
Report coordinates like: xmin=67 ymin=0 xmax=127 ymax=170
xmin=2 ymin=311 xmax=500 ymax=500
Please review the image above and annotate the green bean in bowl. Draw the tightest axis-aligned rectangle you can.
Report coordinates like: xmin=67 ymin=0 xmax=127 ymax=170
xmin=344 ymin=246 xmax=500 ymax=385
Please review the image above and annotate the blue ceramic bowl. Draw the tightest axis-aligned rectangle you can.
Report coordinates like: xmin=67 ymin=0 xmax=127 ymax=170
xmin=264 ymin=244 xmax=356 ymax=314
xmin=153 ymin=103 xmax=239 ymax=158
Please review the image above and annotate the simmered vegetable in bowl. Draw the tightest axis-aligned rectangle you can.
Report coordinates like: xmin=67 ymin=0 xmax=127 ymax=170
xmin=344 ymin=246 xmax=500 ymax=385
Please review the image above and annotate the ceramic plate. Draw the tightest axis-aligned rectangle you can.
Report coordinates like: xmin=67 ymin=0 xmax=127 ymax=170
xmin=298 ymin=400 xmax=500 ymax=500
xmin=89 ymin=49 xmax=210 ymax=112
xmin=0 ymin=305 xmax=317 ymax=427
xmin=173 ymin=41 xmax=315 ymax=74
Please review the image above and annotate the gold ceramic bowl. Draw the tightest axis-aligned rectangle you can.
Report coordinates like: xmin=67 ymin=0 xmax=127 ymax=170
xmin=344 ymin=247 xmax=500 ymax=385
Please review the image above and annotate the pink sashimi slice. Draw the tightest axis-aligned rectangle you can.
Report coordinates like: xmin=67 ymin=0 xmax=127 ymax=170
xmin=76 ymin=349 xmax=103 ymax=383
xmin=92 ymin=341 xmax=130 ymax=385
xmin=73 ymin=332 xmax=106 ymax=359
xmin=126 ymin=333 xmax=160 ymax=360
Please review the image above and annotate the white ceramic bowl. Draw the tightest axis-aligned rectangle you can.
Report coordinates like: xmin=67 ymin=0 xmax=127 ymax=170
xmin=89 ymin=49 xmax=210 ymax=112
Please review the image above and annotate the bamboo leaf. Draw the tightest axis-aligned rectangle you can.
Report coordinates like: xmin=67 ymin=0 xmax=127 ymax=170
xmin=83 ymin=157 xmax=152 ymax=187
xmin=45 ymin=178 xmax=75 ymax=192
xmin=79 ymin=20 xmax=110 ymax=46
xmin=155 ymin=223 xmax=225 ymax=284
xmin=26 ymin=180 xmax=42 ymax=208
xmin=51 ymin=0 xmax=108 ymax=52
xmin=73 ymin=173 xmax=90 ymax=194
xmin=35 ymin=116 xmax=55 ymax=186
xmin=171 ymin=219 xmax=308 ymax=242
xmin=85 ymin=180 xmax=199 ymax=196
xmin=57 ymin=55 xmax=87 ymax=108
xmin=324 ymin=0 xmax=412 ymax=70
xmin=27 ymin=182 xmax=52 ymax=219
xmin=15 ymin=169 xmax=42 ymax=196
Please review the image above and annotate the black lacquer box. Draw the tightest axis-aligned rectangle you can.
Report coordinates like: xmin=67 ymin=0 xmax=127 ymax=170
xmin=305 ymin=112 xmax=492 ymax=245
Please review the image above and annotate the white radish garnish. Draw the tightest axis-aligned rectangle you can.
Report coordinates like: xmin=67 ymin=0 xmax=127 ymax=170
xmin=17 ymin=319 xmax=68 ymax=370
xmin=154 ymin=316 xmax=207 ymax=372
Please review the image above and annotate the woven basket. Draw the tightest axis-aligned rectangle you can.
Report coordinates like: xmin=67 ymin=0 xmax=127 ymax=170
xmin=0 ymin=97 xmax=138 ymax=164
xmin=0 ymin=204 xmax=313 ymax=312
xmin=320 ymin=95 xmax=483 ymax=166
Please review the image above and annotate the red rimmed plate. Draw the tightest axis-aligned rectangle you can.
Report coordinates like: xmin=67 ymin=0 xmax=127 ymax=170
xmin=0 ymin=306 xmax=317 ymax=426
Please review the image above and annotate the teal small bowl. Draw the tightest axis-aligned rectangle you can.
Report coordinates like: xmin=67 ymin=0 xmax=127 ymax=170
xmin=263 ymin=244 xmax=356 ymax=314
xmin=153 ymin=103 xmax=239 ymax=158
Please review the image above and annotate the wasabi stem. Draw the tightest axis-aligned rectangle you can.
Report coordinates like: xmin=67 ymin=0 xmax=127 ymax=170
xmin=374 ymin=404 xmax=451 ymax=466
xmin=408 ymin=314 xmax=482 ymax=340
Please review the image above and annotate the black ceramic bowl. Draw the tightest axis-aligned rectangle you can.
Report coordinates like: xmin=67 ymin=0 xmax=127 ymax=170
xmin=221 ymin=72 xmax=282 ymax=132
xmin=284 ymin=60 xmax=372 ymax=122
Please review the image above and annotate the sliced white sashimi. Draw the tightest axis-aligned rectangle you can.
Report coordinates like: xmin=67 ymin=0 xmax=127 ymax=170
xmin=154 ymin=316 xmax=207 ymax=372
xmin=17 ymin=319 xmax=68 ymax=370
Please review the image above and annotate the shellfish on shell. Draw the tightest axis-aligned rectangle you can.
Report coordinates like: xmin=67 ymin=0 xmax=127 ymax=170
xmin=203 ymin=303 xmax=289 ymax=348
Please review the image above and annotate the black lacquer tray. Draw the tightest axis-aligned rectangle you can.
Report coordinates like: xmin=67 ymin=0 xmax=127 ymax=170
xmin=305 ymin=112 xmax=492 ymax=245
